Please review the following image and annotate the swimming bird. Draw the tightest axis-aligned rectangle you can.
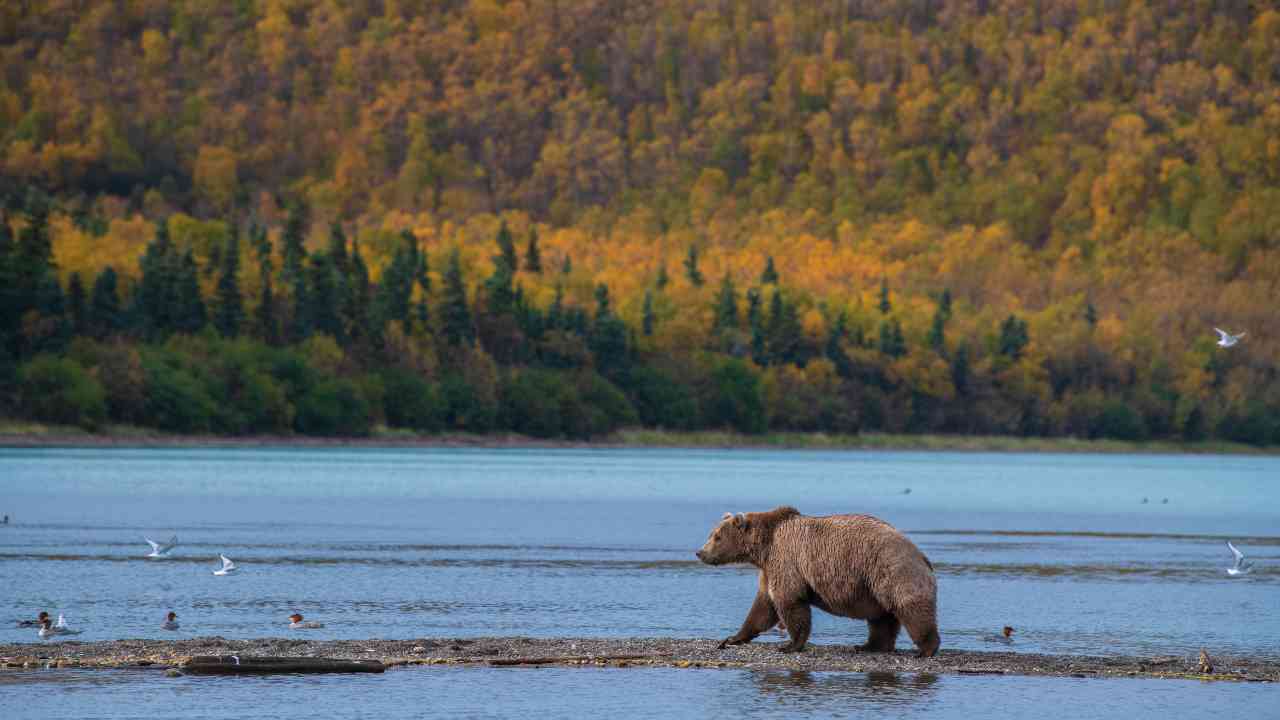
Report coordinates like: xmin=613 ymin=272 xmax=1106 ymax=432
xmin=161 ymin=612 xmax=180 ymax=631
xmin=288 ymin=613 xmax=325 ymax=629
xmin=144 ymin=535 xmax=179 ymax=558
xmin=16 ymin=611 xmax=49 ymax=628
xmin=40 ymin=614 xmax=82 ymax=637
xmin=1214 ymin=328 xmax=1246 ymax=347
xmin=213 ymin=554 xmax=237 ymax=576
xmin=1226 ymin=541 xmax=1253 ymax=576
xmin=984 ymin=626 xmax=1015 ymax=644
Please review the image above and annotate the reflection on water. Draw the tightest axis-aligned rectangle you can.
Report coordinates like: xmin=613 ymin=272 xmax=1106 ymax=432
xmin=1 ymin=667 xmax=1273 ymax=720
xmin=750 ymin=670 xmax=940 ymax=711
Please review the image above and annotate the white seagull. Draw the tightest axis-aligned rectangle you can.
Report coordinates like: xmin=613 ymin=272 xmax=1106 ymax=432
xmin=1214 ymin=328 xmax=1246 ymax=347
xmin=1226 ymin=541 xmax=1253 ymax=576
xmin=213 ymin=554 xmax=238 ymax=576
xmin=144 ymin=535 xmax=179 ymax=558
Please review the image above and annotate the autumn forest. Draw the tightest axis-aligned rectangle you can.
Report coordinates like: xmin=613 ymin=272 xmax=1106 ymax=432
xmin=2 ymin=0 xmax=1279 ymax=443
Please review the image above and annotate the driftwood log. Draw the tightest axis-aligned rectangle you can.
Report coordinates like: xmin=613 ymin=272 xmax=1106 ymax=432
xmin=182 ymin=656 xmax=385 ymax=675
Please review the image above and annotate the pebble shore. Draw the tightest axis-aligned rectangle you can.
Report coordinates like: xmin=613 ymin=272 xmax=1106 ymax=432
xmin=2 ymin=637 xmax=1275 ymax=682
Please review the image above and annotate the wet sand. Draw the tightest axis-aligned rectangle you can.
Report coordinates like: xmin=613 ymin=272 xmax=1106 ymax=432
xmin=2 ymin=637 xmax=1274 ymax=682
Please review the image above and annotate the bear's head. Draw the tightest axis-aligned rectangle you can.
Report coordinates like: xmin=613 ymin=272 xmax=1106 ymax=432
xmin=696 ymin=512 xmax=752 ymax=565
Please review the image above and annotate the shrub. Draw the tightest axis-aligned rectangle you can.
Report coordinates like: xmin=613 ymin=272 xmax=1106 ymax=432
xmin=704 ymin=358 xmax=766 ymax=434
xmin=18 ymin=355 xmax=106 ymax=429
xmin=382 ymin=368 xmax=443 ymax=431
xmin=295 ymin=379 xmax=371 ymax=436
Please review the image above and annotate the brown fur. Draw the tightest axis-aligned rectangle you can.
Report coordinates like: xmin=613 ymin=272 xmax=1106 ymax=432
xmin=696 ymin=506 xmax=940 ymax=657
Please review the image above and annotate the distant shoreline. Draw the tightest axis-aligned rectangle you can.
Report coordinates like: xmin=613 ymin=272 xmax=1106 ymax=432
xmin=0 ymin=419 xmax=1274 ymax=455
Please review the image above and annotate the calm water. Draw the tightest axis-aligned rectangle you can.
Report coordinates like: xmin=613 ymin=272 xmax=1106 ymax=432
xmin=1 ymin=447 xmax=1276 ymax=717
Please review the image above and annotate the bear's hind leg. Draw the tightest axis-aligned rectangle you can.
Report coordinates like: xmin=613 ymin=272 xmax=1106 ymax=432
xmin=858 ymin=614 xmax=900 ymax=652
xmin=776 ymin=603 xmax=812 ymax=653
xmin=897 ymin=600 xmax=940 ymax=658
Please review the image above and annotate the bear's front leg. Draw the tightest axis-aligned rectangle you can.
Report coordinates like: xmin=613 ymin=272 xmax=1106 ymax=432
xmin=717 ymin=587 xmax=779 ymax=649
xmin=775 ymin=602 xmax=812 ymax=652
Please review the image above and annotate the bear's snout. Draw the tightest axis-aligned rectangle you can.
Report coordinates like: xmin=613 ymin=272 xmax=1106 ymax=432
xmin=695 ymin=550 xmax=704 ymax=561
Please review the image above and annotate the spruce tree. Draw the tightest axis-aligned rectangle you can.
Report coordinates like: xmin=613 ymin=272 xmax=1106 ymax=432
xmin=496 ymin=220 xmax=518 ymax=274
xmin=412 ymin=234 xmax=430 ymax=331
xmin=89 ymin=267 xmax=122 ymax=339
xmin=547 ymin=284 xmax=564 ymax=330
xmin=328 ymin=222 xmax=349 ymax=275
xmin=713 ymin=274 xmax=738 ymax=332
xmin=746 ymin=288 xmax=765 ymax=363
xmin=594 ymin=283 xmax=611 ymax=319
xmin=561 ymin=254 xmax=572 ymax=274
xmin=135 ymin=221 xmax=178 ymax=338
xmin=252 ymin=226 xmax=279 ymax=344
xmin=524 ymin=227 xmax=542 ymax=273
xmin=1085 ymin=301 xmax=1097 ymax=328
xmin=878 ymin=278 xmax=891 ymax=314
xmin=826 ymin=311 xmax=853 ymax=378
xmin=655 ymin=263 xmax=669 ymax=289
xmin=760 ymin=255 xmax=779 ymax=285
xmin=684 ymin=245 xmax=703 ymax=286
xmin=308 ymin=252 xmax=344 ymax=343
xmin=642 ymin=289 xmax=655 ymax=336
xmin=214 ymin=231 xmax=243 ymax=338
xmin=346 ymin=239 xmax=371 ymax=341
xmin=67 ymin=272 xmax=87 ymax=336
xmin=441 ymin=248 xmax=473 ymax=346
xmin=281 ymin=203 xmax=308 ymax=288
xmin=999 ymin=314 xmax=1029 ymax=359
xmin=175 ymin=249 xmax=206 ymax=334
xmin=766 ymin=288 xmax=802 ymax=365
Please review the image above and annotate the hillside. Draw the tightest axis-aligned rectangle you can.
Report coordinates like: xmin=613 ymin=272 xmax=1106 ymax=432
xmin=1 ymin=0 xmax=1278 ymax=443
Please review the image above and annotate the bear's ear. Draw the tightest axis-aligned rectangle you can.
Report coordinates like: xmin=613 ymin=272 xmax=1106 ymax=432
xmin=721 ymin=512 xmax=734 ymax=522
xmin=733 ymin=512 xmax=747 ymax=528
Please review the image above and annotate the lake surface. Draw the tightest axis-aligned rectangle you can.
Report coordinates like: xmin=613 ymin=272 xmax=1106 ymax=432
xmin=1 ymin=447 xmax=1276 ymax=717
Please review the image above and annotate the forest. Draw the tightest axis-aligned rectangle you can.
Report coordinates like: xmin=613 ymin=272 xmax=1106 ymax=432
xmin=1 ymin=0 xmax=1279 ymax=443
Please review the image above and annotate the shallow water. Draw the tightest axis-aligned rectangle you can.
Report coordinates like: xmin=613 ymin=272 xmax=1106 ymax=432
xmin=1 ymin=666 xmax=1273 ymax=720
xmin=1 ymin=447 xmax=1276 ymax=716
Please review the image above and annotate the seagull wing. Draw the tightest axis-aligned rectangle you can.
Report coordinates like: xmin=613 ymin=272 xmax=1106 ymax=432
xmin=1214 ymin=327 xmax=1229 ymax=340
xmin=220 ymin=554 xmax=235 ymax=570
xmin=1227 ymin=541 xmax=1245 ymax=566
xmin=145 ymin=537 xmax=161 ymax=553
xmin=164 ymin=535 xmax=178 ymax=551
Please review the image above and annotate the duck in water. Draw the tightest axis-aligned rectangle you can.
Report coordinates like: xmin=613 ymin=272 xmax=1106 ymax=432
xmin=16 ymin=611 xmax=49 ymax=628
xmin=161 ymin=612 xmax=180 ymax=631
xmin=288 ymin=613 xmax=325 ymax=629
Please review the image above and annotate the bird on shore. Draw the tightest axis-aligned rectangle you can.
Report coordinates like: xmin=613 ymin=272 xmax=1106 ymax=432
xmin=1226 ymin=541 xmax=1253 ymax=576
xmin=288 ymin=613 xmax=325 ymax=629
xmin=161 ymin=612 xmax=180 ymax=631
xmin=1214 ymin=328 xmax=1246 ymax=347
xmin=144 ymin=535 xmax=179 ymax=558
xmin=16 ymin=611 xmax=49 ymax=628
xmin=213 ymin=554 xmax=237 ymax=576
xmin=1199 ymin=649 xmax=1214 ymax=674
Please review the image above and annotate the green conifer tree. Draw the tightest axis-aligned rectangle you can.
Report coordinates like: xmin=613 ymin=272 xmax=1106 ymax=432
xmin=441 ymin=248 xmax=474 ymax=346
xmin=214 ymin=231 xmax=243 ymax=338
xmin=684 ymin=245 xmax=704 ymax=287
xmin=524 ymin=227 xmax=542 ymax=273
xmin=760 ymin=255 xmax=779 ymax=285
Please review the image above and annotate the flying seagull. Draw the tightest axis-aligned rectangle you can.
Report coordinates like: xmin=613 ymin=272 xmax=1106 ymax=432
xmin=1226 ymin=541 xmax=1253 ymax=576
xmin=144 ymin=535 xmax=178 ymax=558
xmin=213 ymin=554 xmax=238 ymax=576
xmin=1214 ymin=328 xmax=1246 ymax=347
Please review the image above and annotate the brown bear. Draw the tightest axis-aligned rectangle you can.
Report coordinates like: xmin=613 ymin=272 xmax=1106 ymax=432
xmin=697 ymin=506 xmax=939 ymax=657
